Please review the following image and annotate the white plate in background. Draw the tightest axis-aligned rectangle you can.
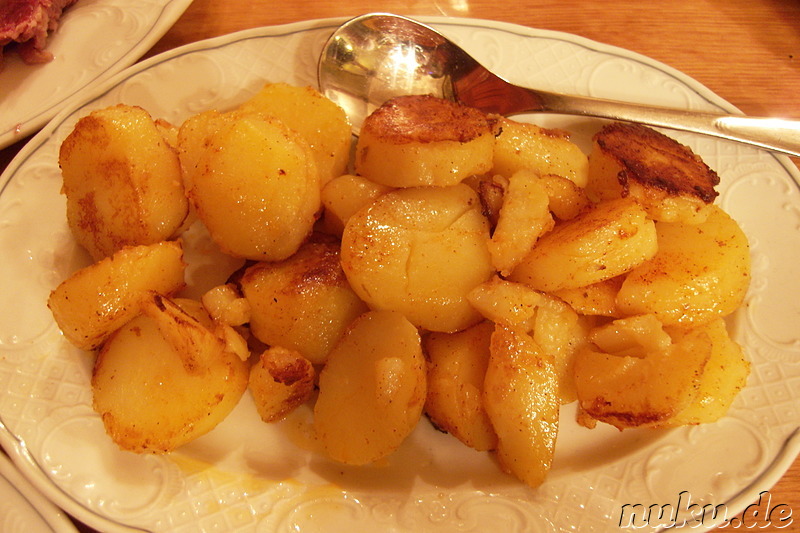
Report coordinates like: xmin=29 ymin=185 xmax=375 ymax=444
xmin=0 ymin=16 xmax=799 ymax=533
xmin=0 ymin=0 xmax=194 ymax=149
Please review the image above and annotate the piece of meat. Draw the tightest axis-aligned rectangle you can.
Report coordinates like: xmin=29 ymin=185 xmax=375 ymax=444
xmin=0 ymin=0 xmax=79 ymax=67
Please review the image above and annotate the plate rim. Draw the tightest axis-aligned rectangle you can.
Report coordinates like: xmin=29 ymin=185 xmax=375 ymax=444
xmin=1 ymin=14 xmax=799 ymax=533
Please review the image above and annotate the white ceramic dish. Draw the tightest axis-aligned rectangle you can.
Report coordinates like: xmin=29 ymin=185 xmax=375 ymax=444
xmin=0 ymin=0 xmax=194 ymax=149
xmin=1 ymin=16 xmax=799 ymax=533
xmin=0 ymin=452 xmax=77 ymax=533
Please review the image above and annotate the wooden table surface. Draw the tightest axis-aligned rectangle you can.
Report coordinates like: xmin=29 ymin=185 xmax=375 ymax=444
xmin=2 ymin=0 xmax=798 ymax=531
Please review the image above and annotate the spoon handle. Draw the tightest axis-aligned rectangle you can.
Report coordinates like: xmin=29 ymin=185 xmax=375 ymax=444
xmin=528 ymin=89 xmax=800 ymax=157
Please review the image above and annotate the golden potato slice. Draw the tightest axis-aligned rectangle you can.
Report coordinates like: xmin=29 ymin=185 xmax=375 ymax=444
xmin=341 ymin=184 xmax=494 ymax=332
xmin=424 ymin=321 xmax=498 ymax=451
xmin=249 ymin=346 xmax=315 ymax=423
xmin=200 ymin=283 xmax=251 ymax=327
xmin=493 ymin=118 xmax=589 ymax=187
xmin=239 ymin=238 xmax=368 ymax=365
xmin=586 ymin=122 xmax=720 ymax=223
xmin=573 ymin=319 xmax=712 ymax=429
xmin=468 ymin=277 xmax=587 ymax=403
xmin=467 ymin=275 xmax=543 ymax=331
xmin=48 ymin=241 xmax=185 ymax=350
xmin=484 ymin=324 xmax=559 ymax=488
xmin=509 ymin=197 xmax=658 ymax=291
xmin=178 ymin=109 xmax=320 ymax=261
xmin=355 ymin=95 xmax=496 ymax=187
xmin=531 ymin=293 xmax=589 ymax=404
xmin=487 ymin=169 xmax=554 ymax=276
xmin=319 ymin=174 xmax=392 ymax=236
xmin=538 ymin=173 xmax=591 ymax=221
xmin=314 ymin=310 xmax=426 ymax=465
xmin=552 ymin=275 xmax=625 ymax=318
xmin=59 ymin=104 xmax=189 ymax=260
xmin=659 ymin=319 xmax=749 ymax=426
xmin=588 ymin=314 xmax=673 ymax=358
xmin=239 ymin=83 xmax=352 ymax=187
xmin=92 ymin=294 xmax=249 ymax=453
xmin=616 ymin=205 xmax=751 ymax=327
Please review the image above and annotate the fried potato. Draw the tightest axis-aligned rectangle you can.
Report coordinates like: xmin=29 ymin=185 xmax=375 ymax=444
xmin=509 ymin=197 xmax=658 ymax=291
xmin=200 ymin=283 xmax=251 ymax=327
xmin=468 ymin=276 xmax=587 ymax=403
xmin=586 ymin=122 xmax=719 ymax=223
xmin=239 ymin=83 xmax=352 ymax=187
xmin=355 ymin=95 xmax=496 ymax=187
xmin=59 ymin=104 xmax=189 ymax=260
xmin=314 ymin=310 xmax=426 ymax=465
xmin=47 ymin=241 xmax=185 ymax=350
xmin=552 ymin=275 xmax=625 ymax=318
xmin=178 ymin=109 xmax=319 ymax=261
xmin=239 ymin=238 xmax=369 ymax=365
xmin=538 ymin=173 xmax=591 ymax=221
xmin=487 ymin=169 xmax=554 ymax=276
xmin=493 ymin=118 xmax=589 ymax=187
xmin=319 ymin=174 xmax=392 ymax=236
xmin=249 ymin=346 xmax=315 ymax=423
xmin=467 ymin=275 xmax=543 ymax=331
xmin=92 ymin=294 xmax=249 ymax=453
xmin=471 ymin=173 xmax=508 ymax=227
xmin=659 ymin=319 xmax=749 ymax=426
xmin=616 ymin=204 xmax=751 ymax=327
xmin=574 ymin=316 xmax=712 ymax=429
xmin=424 ymin=321 xmax=498 ymax=451
xmin=341 ymin=184 xmax=494 ymax=332
xmin=484 ymin=324 xmax=559 ymax=488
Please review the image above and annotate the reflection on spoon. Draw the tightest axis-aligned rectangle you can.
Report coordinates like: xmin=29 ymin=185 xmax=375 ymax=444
xmin=318 ymin=13 xmax=800 ymax=157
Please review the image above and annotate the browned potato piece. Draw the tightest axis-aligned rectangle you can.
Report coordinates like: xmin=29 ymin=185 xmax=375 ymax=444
xmin=552 ymin=275 xmax=625 ymax=317
xmin=586 ymin=122 xmax=719 ymax=223
xmin=92 ymin=294 xmax=249 ymax=453
xmin=659 ymin=319 xmax=749 ymax=426
xmin=488 ymin=170 xmax=554 ymax=276
xmin=355 ymin=95 xmax=496 ymax=187
xmin=59 ymin=104 xmax=189 ymax=260
xmin=484 ymin=325 xmax=559 ymax=488
xmin=319 ymin=174 xmax=392 ymax=236
xmin=47 ymin=241 xmax=185 ymax=350
xmin=178 ymin=109 xmax=319 ymax=261
xmin=616 ymin=205 xmax=751 ymax=327
xmin=467 ymin=275 xmax=542 ymax=331
xmin=574 ymin=318 xmax=712 ymax=430
xmin=249 ymin=346 xmax=315 ymax=423
xmin=472 ymin=174 xmax=508 ymax=227
xmin=341 ymin=184 xmax=494 ymax=332
xmin=539 ymin=173 xmax=591 ymax=221
xmin=493 ymin=118 xmax=589 ymax=187
xmin=314 ymin=310 xmax=426 ymax=465
xmin=509 ymin=197 xmax=658 ymax=291
xmin=468 ymin=277 xmax=587 ymax=403
xmin=240 ymin=238 xmax=369 ymax=365
xmin=200 ymin=283 xmax=251 ymax=327
xmin=239 ymin=83 xmax=352 ymax=187
xmin=424 ymin=321 xmax=498 ymax=451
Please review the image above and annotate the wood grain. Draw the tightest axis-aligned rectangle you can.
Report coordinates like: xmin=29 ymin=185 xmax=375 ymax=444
xmin=3 ymin=0 xmax=798 ymax=530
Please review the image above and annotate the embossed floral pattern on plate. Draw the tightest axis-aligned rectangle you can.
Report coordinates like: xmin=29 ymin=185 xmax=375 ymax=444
xmin=0 ymin=16 xmax=799 ymax=533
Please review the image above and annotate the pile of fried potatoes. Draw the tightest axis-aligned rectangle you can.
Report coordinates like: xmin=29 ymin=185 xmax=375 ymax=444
xmin=47 ymin=83 xmax=751 ymax=488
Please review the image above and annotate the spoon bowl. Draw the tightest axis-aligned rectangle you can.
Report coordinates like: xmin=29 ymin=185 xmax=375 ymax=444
xmin=318 ymin=13 xmax=800 ymax=156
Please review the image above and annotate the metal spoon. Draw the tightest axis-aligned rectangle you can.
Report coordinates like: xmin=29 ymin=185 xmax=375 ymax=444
xmin=318 ymin=13 xmax=800 ymax=157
